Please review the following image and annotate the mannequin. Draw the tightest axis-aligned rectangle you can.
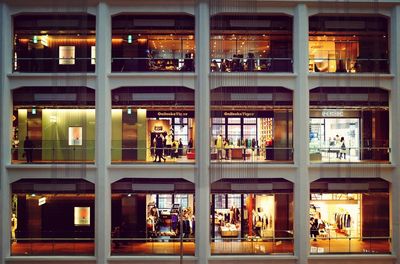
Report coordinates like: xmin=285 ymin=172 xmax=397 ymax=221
xmin=11 ymin=213 xmax=17 ymax=242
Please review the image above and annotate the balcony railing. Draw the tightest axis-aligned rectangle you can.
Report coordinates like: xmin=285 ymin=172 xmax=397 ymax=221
xmin=210 ymin=57 xmax=293 ymax=73
xmin=309 ymin=147 xmax=390 ymax=163
xmin=211 ymin=235 xmax=294 ymax=255
xmin=111 ymin=146 xmax=195 ymax=164
xmin=310 ymin=236 xmax=391 ymax=254
xmin=13 ymin=58 xmax=95 ymax=73
xmin=210 ymin=146 xmax=294 ymax=163
xmin=309 ymin=58 xmax=389 ymax=74
xmin=111 ymin=57 xmax=195 ymax=72
xmin=11 ymin=140 xmax=95 ymax=164
xmin=11 ymin=237 xmax=94 ymax=256
xmin=111 ymin=237 xmax=195 ymax=255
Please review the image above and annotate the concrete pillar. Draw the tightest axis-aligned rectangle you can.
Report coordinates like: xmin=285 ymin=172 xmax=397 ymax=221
xmin=95 ymin=2 xmax=112 ymax=264
xmin=0 ymin=3 xmax=12 ymax=263
xmin=293 ymin=4 xmax=310 ymax=264
xmin=195 ymin=0 xmax=210 ymax=263
xmin=390 ymin=5 xmax=400 ymax=263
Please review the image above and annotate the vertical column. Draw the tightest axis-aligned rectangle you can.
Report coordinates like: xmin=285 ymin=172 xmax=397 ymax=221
xmin=293 ymin=4 xmax=310 ymax=264
xmin=95 ymin=2 xmax=112 ymax=264
xmin=0 ymin=3 xmax=12 ymax=263
xmin=195 ymin=0 xmax=210 ymax=263
xmin=390 ymin=5 xmax=400 ymax=263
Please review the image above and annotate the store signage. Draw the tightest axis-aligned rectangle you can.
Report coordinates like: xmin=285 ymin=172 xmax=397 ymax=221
xmin=211 ymin=111 xmax=273 ymax=118
xmin=321 ymin=109 xmax=344 ymax=117
xmin=147 ymin=111 xmax=194 ymax=118
xmin=38 ymin=197 xmax=46 ymax=206
xmin=224 ymin=111 xmax=255 ymax=117
xmin=310 ymin=109 xmax=360 ymax=118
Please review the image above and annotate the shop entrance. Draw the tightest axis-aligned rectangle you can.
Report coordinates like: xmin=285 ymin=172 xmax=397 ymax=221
xmin=211 ymin=193 xmax=275 ymax=240
xmin=310 ymin=118 xmax=360 ymax=161
xmin=310 ymin=193 xmax=361 ymax=240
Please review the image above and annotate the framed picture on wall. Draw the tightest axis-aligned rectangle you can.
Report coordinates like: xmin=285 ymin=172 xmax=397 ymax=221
xmin=74 ymin=207 xmax=90 ymax=226
xmin=59 ymin=46 xmax=76 ymax=65
xmin=68 ymin=127 xmax=82 ymax=146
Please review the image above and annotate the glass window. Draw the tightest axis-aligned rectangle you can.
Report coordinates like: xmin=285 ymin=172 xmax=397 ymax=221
xmin=227 ymin=118 xmax=241 ymax=124
xmin=158 ymin=194 xmax=173 ymax=209
xmin=212 ymin=125 xmax=225 ymax=140
xmin=214 ymin=194 xmax=226 ymax=209
xmin=212 ymin=118 xmax=225 ymax=124
xmin=227 ymin=194 xmax=241 ymax=208
xmin=227 ymin=125 xmax=241 ymax=145
xmin=243 ymin=118 xmax=256 ymax=124
xmin=174 ymin=125 xmax=188 ymax=145
xmin=174 ymin=194 xmax=188 ymax=209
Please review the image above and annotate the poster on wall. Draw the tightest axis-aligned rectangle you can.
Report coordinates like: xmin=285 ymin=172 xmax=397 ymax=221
xmin=68 ymin=127 xmax=82 ymax=146
xmin=59 ymin=46 xmax=76 ymax=65
xmin=74 ymin=207 xmax=90 ymax=226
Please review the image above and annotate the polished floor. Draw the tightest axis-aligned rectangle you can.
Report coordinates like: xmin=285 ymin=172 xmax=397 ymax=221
xmin=10 ymin=239 xmax=391 ymax=256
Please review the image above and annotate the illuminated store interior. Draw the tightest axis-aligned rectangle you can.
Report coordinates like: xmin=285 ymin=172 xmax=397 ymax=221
xmin=309 ymin=87 xmax=389 ymax=163
xmin=12 ymin=87 xmax=95 ymax=163
xmin=10 ymin=179 xmax=95 ymax=256
xmin=309 ymin=178 xmax=390 ymax=254
xmin=111 ymin=178 xmax=195 ymax=255
xmin=112 ymin=14 xmax=195 ymax=72
xmin=210 ymin=179 xmax=293 ymax=255
xmin=309 ymin=15 xmax=389 ymax=73
xmin=210 ymin=86 xmax=293 ymax=162
xmin=210 ymin=14 xmax=293 ymax=72
xmin=13 ymin=14 xmax=96 ymax=73
xmin=111 ymin=86 xmax=195 ymax=163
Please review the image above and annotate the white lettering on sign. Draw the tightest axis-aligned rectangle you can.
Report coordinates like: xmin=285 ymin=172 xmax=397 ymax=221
xmin=224 ymin=112 xmax=255 ymax=117
xmin=322 ymin=110 xmax=344 ymax=117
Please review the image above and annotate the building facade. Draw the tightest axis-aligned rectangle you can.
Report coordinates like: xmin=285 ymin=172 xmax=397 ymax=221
xmin=1 ymin=0 xmax=400 ymax=264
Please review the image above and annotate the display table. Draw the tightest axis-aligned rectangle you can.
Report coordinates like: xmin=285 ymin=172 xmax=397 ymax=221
xmin=220 ymin=225 xmax=239 ymax=237
xmin=229 ymin=148 xmax=245 ymax=160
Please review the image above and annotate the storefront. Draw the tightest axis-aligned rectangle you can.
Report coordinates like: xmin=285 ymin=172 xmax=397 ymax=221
xmin=112 ymin=14 xmax=195 ymax=72
xmin=309 ymin=178 xmax=390 ymax=254
xmin=210 ymin=14 xmax=293 ymax=72
xmin=12 ymin=87 xmax=96 ymax=163
xmin=111 ymin=178 xmax=195 ymax=255
xmin=309 ymin=15 xmax=389 ymax=73
xmin=211 ymin=86 xmax=293 ymax=162
xmin=309 ymin=87 xmax=389 ymax=162
xmin=210 ymin=179 xmax=293 ymax=255
xmin=10 ymin=179 xmax=95 ymax=256
xmin=13 ymin=14 xmax=96 ymax=73
xmin=111 ymin=87 xmax=195 ymax=163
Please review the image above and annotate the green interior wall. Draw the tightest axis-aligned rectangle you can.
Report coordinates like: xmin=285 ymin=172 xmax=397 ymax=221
xmin=111 ymin=109 xmax=122 ymax=161
xmin=41 ymin=109 xmax=95 ymax=161
xmin=137 ymin=109 xmax=147 ymax=161
xmin=18 ymin=109 xmax=27 ymax=160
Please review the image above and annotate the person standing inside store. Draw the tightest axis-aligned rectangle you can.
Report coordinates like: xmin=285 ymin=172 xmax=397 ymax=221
xmin=310 ymin=217 xmax=319 ymax=241
xmin=339 ymin=137 xmax=346 ymax=159
xmin=23 ymin=136 xmax=33 ymax=163
xmin=188 ymin=138 xmax=193 ymax=153
xmin=154 ymin=134 xmax=166 ymax=162
xmin=335 ymin=134 xmax=341 ymax=158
